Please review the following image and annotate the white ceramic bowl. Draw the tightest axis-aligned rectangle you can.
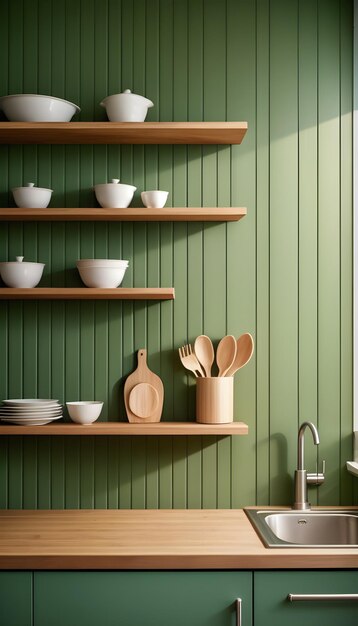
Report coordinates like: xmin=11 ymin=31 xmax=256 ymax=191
xmin=100 ymin=89 xmax=153 ymax=122
xmin=94 ymin=179 xmax=136 ymax=208
xmin=12 ymin=183 xmax=53 ymax=208
xmin=141 ymin=190 xmax=169 ymax=209
xmin=0 ymin=256 xmax=45 ymax=288
xmin=0 ymin=94 xmax=80 ymax=122
xmin=76 ymin=260 xmax=129 ymax=288
xmin=66 ymin=401 xmax=103 ymax=424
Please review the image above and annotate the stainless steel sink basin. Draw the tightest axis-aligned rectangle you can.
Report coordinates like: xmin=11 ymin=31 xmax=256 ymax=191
xmin=244 ymin=509 xmax=358 ymax=548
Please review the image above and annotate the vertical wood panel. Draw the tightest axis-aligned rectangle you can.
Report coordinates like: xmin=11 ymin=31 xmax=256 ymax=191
xmin=298 ymin=0 xmax=319 ymax=503
xmin=255 ymin=0 xmax=270 ymax=505
xmin=227 ymin=0 xmax=256 ymax=509
xmin=269 ymin=0 xmax=299 ymax=505
xmin=318 ymin=0 xmax=342 ymax=505
xmin=340 ymin=0 xmax=354 ymax=504
xmin=0 ymin=0 xmax=353 ymax=509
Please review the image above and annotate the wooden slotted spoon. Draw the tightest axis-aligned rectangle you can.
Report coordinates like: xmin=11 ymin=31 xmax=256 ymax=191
xmin=216 ymin=335 xmax=237 ymax=377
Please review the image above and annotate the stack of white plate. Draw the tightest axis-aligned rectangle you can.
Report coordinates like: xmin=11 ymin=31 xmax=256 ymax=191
xmin=0 ymin=399 xmax=63 ymax=425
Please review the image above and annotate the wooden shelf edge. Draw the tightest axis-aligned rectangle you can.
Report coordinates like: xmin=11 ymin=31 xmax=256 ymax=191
xmin=0 ymin=287 xmax=175 ymax=300
xmin=0 ymin=121 xmax=248 ymax=145
xmin=0 ymin=207 xmax=247 ymax=222
xmin=0 ymin=421 xmax=249 ymax=435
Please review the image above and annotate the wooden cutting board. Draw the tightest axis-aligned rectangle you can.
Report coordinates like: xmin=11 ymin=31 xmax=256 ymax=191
xmin=124 ymin=349 xmax=164 ymax=423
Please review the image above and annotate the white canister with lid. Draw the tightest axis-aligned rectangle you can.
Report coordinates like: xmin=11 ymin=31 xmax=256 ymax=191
xmin=93 ymin=178 xmax=137 ymax=208
xmin=12 ymin=182 xmax=53 ymax=208
xmin=99 ymin=89 xmax=154 ymax=122
xmin=0 ymin=256 xmax=45 ymax=288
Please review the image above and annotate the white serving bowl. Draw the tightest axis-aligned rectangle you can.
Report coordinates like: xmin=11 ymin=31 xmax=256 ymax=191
xmin=66 ymin=401 xmax=103 ymax=424
xmin=12 ymin=182 xmax=53 ymax=208
xmin=76 ymin=259 xmax=129 ymax=288
xmin=100 ymin=89 xmax=153 ymax=122
xmin=94 ymin=179 xmax=136 ymax=208
xmin=0 ymin=94 xmax=80 ymax=122
xmin=141 ymin=190 xmax=169 ymax=209
xmin=0 ymin=256 xmax=45 ymax=288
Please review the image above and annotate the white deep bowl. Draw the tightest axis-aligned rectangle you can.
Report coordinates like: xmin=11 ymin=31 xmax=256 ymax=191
xmin=12 ymin=183 xmax=53 ymax=208
xmin=0 ymin=257 xmax=45 ymax=288
xmin=94 ymin=179 xmax=136 ymax=208
xmin=76 ymin=262 xmax=128 ymax=288
xmin=0 ymin=94 xmax=80 ymax=122
xmin=66 ymin=401 xmax=103 ymax=424
xmin=100 ymin=89 xmax=154 ymax=122
xmin=141 ymin=190 xmax=169 ymax=208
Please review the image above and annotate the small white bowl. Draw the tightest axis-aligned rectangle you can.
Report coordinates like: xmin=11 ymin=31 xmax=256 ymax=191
xmin=12 ymin=183 xmax=53 ymax=208
xmin=0 ymin=94 xmax=80 ymax=122
xmin=141 ymin=190 xmax=169 ymax=209
xmin=0 ymin=256 xmax=45 ymax=288
xmin=66 ymin=401 xmax=103 ymax=424
xmin=76 ymin=260 xmax=128 ymax=288
xmin=94 ymin=179 xmax=136 ymax=208
xmin=100 ymin=89 xmax=153 ymax=122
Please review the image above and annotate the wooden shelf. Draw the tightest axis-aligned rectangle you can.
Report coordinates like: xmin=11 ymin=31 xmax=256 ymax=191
xmin=0 ymin=287 xmax=175 ymax=300
xmin=0 ymin=121 xmax=248 ymax=145
xmin=0 ymin=207 xmax=247 ymax=222
xmin=0 ymin=421 xmax=248 ymax=435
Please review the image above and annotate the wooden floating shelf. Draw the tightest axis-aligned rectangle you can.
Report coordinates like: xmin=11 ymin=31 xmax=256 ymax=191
xmin=0 ymin=421 xmax=248 ymax=436
xmin=0 ymin=287 xmax=175 ymax=300
xmin=0 ymin=121 xmax=248 ymax=145
xmin=0 ymin=207 xmax=247 ymax=222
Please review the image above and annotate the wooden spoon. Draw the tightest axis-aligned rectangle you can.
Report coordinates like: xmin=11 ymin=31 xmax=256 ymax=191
xmin=226 ymin=333 xmax=254 ymax=377
xmin=194 ymin=335 xmax=215 ymax=377
xmin=216 ymin=335 xmax=237 ymax=377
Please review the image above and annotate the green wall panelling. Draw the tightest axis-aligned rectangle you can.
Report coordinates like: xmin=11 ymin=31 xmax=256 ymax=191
xmin=318 ymin=0 xmax=345 ymax=505
xmin=0 ymin=0 xmax=353 ymax=509
xmin=269 ymin=0 xmax=299 ymax=505
xmin=340 ymin=0 xmax=354 ymax=503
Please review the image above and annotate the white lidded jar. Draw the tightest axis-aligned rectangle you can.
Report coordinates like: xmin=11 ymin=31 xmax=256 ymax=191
xmin=94 ymin=178 xmax=137 ymax=208
xmin=0 ymin=256 xmax=45 ymax=288
xmin=100 ymin=89 xmax=154 ymax=122
xmin=12 ymin=182 xmax=53 ymax=208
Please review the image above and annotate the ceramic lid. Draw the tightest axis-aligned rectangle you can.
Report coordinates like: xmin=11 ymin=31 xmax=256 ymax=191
xmin=100 ymin=89 xmax=154 ymax=108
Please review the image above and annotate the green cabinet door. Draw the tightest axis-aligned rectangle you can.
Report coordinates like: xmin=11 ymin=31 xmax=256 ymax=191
xmin=34 ymin=571 xmax=252 ymax=626
xmin=254 ymin=571 xmax=358 ymax=626
xmin=0 ymin=572 xmax=33 ymax=626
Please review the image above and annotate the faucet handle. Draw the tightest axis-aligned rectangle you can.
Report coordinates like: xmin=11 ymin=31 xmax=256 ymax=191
xmin=307 ymin=459 xmax=325 ymax=486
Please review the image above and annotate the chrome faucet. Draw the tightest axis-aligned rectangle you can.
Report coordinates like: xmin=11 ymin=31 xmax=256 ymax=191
xmin=293 ymin=421 xmax=325 ymax=510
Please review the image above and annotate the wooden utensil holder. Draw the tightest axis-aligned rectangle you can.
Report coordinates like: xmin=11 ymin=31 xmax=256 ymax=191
xmin=196 ymin=377 xmax=233 ymax=424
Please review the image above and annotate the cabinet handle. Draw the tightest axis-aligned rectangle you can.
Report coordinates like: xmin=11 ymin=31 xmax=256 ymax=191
xmin=288 ymin=593 xmax=358 ymax=602
xmin=236 ymin=598 xmax=242 ymax=626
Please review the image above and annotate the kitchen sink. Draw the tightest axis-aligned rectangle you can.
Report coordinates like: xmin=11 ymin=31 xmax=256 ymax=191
xmin=244 ymin=509 xmax=358 ymax=548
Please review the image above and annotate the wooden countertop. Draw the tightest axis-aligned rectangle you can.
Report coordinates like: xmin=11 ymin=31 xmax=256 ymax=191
xmin=0 ymin=508 xmax=357 ymax=570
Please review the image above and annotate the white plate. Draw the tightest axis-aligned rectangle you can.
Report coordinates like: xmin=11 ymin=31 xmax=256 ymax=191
xmin=3 ymin=399 xmax=59 ymax=406
xmin=0 ymin=405 xmax=62 ymax=412
xmin=0 ymin=412 xmax=63 ymax=419
xmin=0 ymin=406 xmax=62 ymax=414
xmin=0 ymin=415 xmax=63 ymax=425
xmin=0 ymin=407 xmax=62 ymax=417
xmin=0 ymin=415 xmax=63 ymax=422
